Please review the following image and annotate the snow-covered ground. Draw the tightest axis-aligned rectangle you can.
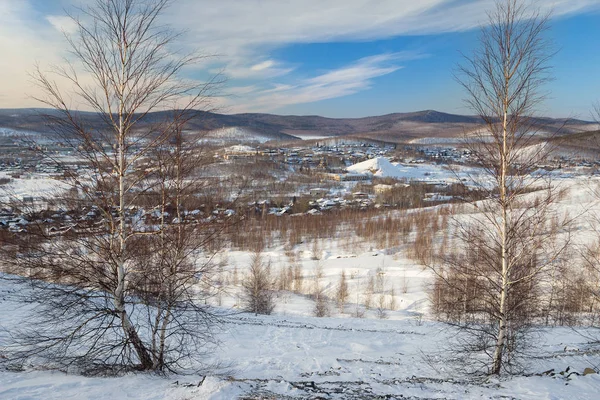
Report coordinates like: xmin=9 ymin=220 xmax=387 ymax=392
xmin=2 ymin=238 xmax=600 ymax=399
xmin=0 ymin=171 xmax=70 ymax=203
xmin=409 ymin=137 xmax=466 ymax=145
xmin=200 ymin=127 xmax=276 ymax=144
xmin=2 ymin=171 xmax=600 ymax=399
xmin=347 ymin=156 xmax=488 ymax=186
xmin=0 ymin=128 xmax=41 ymax=138
xmin=292 ymin=133 xmax=334 ymax=140
xmin=2 ymin=303 xmax=599 ymax=399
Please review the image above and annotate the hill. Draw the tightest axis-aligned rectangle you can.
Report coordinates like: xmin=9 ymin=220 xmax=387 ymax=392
xmin=0 ymin=108 xmax=595 ymax=143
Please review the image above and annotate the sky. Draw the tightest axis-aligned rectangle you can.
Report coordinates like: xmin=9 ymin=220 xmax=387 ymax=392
xmin=0 ymin=0 xmax=599 ymax=119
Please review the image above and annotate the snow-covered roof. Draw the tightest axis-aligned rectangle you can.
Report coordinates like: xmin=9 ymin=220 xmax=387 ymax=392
xmin=224 ymin=144 xmax=256 ymax=153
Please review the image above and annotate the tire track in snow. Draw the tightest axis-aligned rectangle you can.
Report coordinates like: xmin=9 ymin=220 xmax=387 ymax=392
xmin=223 ymin=315 xmax=424 ymax=336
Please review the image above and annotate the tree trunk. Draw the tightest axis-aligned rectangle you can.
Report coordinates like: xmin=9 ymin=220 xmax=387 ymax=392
xmin=492 ymin=83 xmax=512 ymax=374
xmin=492 ymin=278 xmax=508 ymax=374
xmin=115 ymin=100 xmax=153 ymax=370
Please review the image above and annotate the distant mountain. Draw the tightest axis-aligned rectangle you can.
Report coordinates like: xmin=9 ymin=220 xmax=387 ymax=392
xmin=0 ymin=108 xmax=595 ymax=143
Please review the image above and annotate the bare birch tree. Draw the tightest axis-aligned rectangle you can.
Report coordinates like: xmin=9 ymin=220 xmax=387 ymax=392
xmin=242 ymin=250 xmax=276 ymax=316
xmin=336 ymin=270 xmax=349 ymax=312
xmin=579 ymin=105 xmax=600 ymax=328
xmin=0 ymin=0 xmax=224 ymax=373
xmin=433 ymin=0 xmax=571 ymax=375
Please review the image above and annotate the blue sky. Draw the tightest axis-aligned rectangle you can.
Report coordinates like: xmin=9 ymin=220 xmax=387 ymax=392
xmin=1 ymin=0 xmax=599 ymax=119
xmin=271 ymin=12 xmax=600 ymax=118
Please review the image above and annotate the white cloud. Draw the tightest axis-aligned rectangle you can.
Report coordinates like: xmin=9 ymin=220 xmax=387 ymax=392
xmin=130 ymin=0 xmax=600 ymax=111
xmin=167 ymin=0 xmax=600 ymax=55
xmin=222 ymin=59 xmax=295 ymax=79
xmin=251 ymin=60 xmax=275 ymax=71
xmin=0 ymin=0 xmax=598 ymax=110
xmin=226 ymin=52 xmax=422 ymax=112
xmin=0 ymin=1 xmax=66 ymax=107
xmin=46 ymin=15 xmax=78 ymax=34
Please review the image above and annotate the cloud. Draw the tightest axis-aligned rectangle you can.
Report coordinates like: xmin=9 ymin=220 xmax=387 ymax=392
xmin=0 ymin=0 xmax=598 ymax=111
xmin=168 ymin=0 xmax=600 ymax=54
xmin=130 ymin=0 xmax=600 ymax=112
xmin=221 ymin=59 xmax=295 ymax=80
xmin=251 ymin=60 xmax=275 ymax=71
xmin=0 ymin=1 xmax=66 ymax=107
xmin=226 ymin=52 xmax=423 ymax=112
xmin=46 ymin=15 xmax=78 ymax=34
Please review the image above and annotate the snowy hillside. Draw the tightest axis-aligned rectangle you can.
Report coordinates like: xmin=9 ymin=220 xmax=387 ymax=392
xmin=346 ymin=156 xmax=486 ymax=185
xmin=2 ymin=163 xmax=600 ymax=399
xmin=202 ymin=126 xmax=285 ymax=144
xmin=3 ymin=175 xmax=600 ymax=399
xmin=0 ymin=171 xmax=70 ymax=203
xmin=2 ymin=268 xmax=600 ymax=399
xmin=347 ymin=157 xmax=401 ymax=177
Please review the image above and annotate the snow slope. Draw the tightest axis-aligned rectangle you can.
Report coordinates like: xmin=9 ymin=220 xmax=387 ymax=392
xmin=347 ymin=156 xmax=486 ymax=185
xmin=2 ymin=309 xmax=599 ymax=399
xmin=2 ymin=176 xmax=600 ymax=398
xmin=0 ymin=171 xmax=70 ymax=203
xmin=2 ymin=239 xmax=600 ymax=399
xmin=347 ymin=157 xmax=400 ymax=178
xmin=202 ymin=127 xmax=277 ymax=144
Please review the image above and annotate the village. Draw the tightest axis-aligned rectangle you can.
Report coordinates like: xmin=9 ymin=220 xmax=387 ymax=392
xmin=1 ymin=129 xmax=597 ymax=237
xmin=0 ymin=133 xmax=476 ymax=232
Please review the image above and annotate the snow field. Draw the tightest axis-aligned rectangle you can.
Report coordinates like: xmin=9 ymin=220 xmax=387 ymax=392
xmin=2 ymin=175 xmax=600 ymax=398
xmin=2 ymin=313 xmax=600 ymax=399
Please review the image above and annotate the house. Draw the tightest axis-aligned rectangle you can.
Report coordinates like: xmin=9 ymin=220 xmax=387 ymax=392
xmin=222 ymin=145 xmax=257 ymax=160
xmin=328 ymin=173 xmax=371 ymax=182
xmin=309 ymin=188 xmax=329 ymax=197
xmin=373 ymin=184 xmax=394 ymax=194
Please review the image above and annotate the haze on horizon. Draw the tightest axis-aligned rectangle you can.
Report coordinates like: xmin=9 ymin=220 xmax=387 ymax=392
xmin=0 ymin=0 xmax=599 ymax=119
